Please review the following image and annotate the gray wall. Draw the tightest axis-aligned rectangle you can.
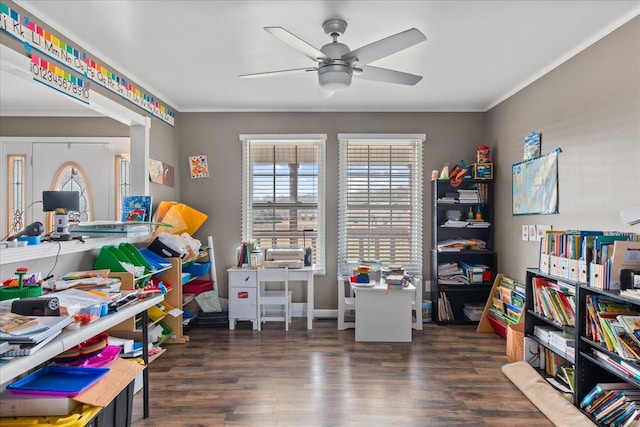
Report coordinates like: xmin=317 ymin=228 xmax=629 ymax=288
xmin=177 ymin=112 xmax=485 ymax=309
xmin=486 ymin=16 xmax=640 ymax=283
xmin=0 ymin=115 xmax=181 ymax=212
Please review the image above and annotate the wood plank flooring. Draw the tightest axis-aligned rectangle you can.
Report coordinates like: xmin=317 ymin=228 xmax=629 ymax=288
xmin=132 ymin=319 xmax=553 ymax=426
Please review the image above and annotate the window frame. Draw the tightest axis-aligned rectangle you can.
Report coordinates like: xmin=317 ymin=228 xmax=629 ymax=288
xmin=240 ymin=134 xmax=326 ymax=274
xmin=337 ymin=133 xmax=425 ymax=276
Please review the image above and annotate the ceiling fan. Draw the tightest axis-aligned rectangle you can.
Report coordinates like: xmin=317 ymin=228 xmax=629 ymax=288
xmin=239 ymin=19 xmax=427 ymax=94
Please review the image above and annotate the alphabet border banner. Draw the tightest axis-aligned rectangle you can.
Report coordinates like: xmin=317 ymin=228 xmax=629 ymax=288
xmin=0 ymin=2 xmax=174 ymax=126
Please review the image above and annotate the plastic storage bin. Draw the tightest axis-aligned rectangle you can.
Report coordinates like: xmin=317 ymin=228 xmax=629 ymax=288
xmin=196 ymin=310 xmax=228 ymax=328
xmin=183 ymin=262 xmax=211 ymax=277
xmin=183 ymin=279 xmax=214 ymax=296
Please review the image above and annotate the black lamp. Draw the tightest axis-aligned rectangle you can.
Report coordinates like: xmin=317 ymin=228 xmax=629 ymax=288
xmin=43 ymin=191 xmax=80 ymax=241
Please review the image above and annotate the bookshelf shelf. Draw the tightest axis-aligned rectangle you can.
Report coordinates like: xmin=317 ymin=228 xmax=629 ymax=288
xmin=525 ymin=268 xmax=640 ymax=425
xmin=110 ymin=257 xmax=189 ymax=345
xmin=431 ymin=178 xmax=496 ymax=324
xmin=525 ymin=269 xmax=579 ymax=404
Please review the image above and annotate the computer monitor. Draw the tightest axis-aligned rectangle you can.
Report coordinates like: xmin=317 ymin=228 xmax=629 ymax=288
xmin=42 ymin=191 xmax=79 ymax=240
xmin=42 ymin=191 xmax=80 ymax=213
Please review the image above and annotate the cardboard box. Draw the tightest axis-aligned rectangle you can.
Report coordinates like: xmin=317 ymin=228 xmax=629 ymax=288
xmin=73 ymin=357 xmax=145 ymax=408
xmin=0 ymin=389 xmax=80 ymax=417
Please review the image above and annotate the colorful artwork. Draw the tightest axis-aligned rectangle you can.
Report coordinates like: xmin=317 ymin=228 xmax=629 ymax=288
xmin=149 ymin=159 xmax=164 ymax=184
xmin=163 ymin=163 xmax=175 ymax=187
xmin=189 ymin=155 xmax=209 ymax=179
xmin=121 ymin=195 xmax=152 ymax=222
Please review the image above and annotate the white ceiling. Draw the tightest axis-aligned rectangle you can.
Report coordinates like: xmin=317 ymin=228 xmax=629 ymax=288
xmin=3 ymin=0 xmax=640 ymax=116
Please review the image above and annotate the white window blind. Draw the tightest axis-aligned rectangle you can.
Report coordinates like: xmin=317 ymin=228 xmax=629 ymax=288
xmin=241 ymin=135 xmax=326 ymax=274
xmin=337 ymin=134 xmax=424 ymax=275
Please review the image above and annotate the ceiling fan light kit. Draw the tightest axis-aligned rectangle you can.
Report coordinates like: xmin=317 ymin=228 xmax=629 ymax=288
xmin=239 ymin=18 xmax=426 ymax=93
xmin=318 ymin=64 xmax=352 ymax=91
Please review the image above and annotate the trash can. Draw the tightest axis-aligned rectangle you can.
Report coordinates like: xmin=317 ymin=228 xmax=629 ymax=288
xmin=422 ymin=300 xmax=432 ymax=323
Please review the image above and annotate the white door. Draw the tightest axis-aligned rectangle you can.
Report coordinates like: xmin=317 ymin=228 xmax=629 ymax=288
xmin=31 ymin=142 xmax=115 ymax=227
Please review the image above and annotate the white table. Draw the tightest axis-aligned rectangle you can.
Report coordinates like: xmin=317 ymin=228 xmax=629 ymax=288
xmin=230 ymin=266 xmax=315 ymax=330
xmin=282 ymin=266 xmax=315 ymax=330
xmin=352 ymin=281 xmax=415 ymax=342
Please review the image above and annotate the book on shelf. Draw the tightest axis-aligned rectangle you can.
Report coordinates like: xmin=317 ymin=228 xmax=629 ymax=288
xmin=0 ymin=341 xmax=10 ymax=355
xmin=438 ymin=292 xmax=453 ymax=321
xmin=1 ymin=329 xmax=62 ymax=356
xmin=0 ymin=312 xmax=38 ymax=333
xmin=593 ymin=349 xmax=640 ymax=381
xmin=581 ymin=382 xmax=638 ymax=409
xmin=545 ymin=376 xmax=572 ymax=394
xmin=0 ymin=315 xmax=72 ymax=344
xmin=121 ymin=195 xmax=152 ymax=222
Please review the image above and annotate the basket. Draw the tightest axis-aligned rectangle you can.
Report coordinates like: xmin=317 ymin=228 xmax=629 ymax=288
xmin=0 ymin=285 xmax=42 ymax=301
xmin=506 ymin=322 xmax=525 ymax=362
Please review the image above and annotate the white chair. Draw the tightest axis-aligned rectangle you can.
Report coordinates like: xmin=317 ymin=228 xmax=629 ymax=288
xmin=337 ymin=275 xmax=356 ymax=330
xmin=257 ymin=267 xmax=292 ymax=331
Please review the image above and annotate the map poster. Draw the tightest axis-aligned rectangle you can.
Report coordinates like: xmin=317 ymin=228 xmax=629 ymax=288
xmin=512 ymin=150 xmax=559 ymax=215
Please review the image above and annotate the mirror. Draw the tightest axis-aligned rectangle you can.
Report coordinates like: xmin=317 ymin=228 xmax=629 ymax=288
xmin=0 ymin=44 xmax=149 ymax=239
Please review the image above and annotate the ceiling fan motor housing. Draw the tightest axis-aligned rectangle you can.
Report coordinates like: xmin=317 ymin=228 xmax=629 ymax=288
xmin=318 ymin=41 xmax=353 ymax=91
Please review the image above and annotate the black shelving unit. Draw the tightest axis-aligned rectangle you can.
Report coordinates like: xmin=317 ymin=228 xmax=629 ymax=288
xmin=525 ymin=268 xmax=640 ymax=425
xmin=525 ymin=269 xmax=579 ymax=403
xmin=430 ymin=178 xmax=496 ymax=324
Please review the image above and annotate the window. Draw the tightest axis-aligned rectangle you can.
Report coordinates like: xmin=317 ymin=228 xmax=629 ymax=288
xmin=6 ymin=154 xmax=26 ymax=236
xmin=116 ymin=153 xmax=131 ymax=219
xmin=48 ymin=162 xmax=92 ymax=230
xmin=240 ymin=135 xmax=326 ymax=274
xmin=337 ymin=134 xmax=425 ymax=275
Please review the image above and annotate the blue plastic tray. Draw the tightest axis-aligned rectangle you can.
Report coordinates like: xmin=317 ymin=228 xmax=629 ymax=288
xmin=7 ymin=366 xmax=110 ymax=396
xmin=139 ymin=248 xmax=172 ymax=270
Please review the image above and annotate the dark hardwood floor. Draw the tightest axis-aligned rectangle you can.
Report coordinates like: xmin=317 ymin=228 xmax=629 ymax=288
xmin=132 ymin=319 xmax=553 ymax=427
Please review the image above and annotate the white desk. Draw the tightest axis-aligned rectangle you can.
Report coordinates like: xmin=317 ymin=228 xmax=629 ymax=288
xmin=229 ymin=266 xmax=315 ymax=330
xmin=352 ymin=281 xmax=415 ymax=342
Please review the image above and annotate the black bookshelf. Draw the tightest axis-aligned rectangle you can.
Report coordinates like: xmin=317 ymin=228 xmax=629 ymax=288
xmin=525 ymin=268 xmax=640 ymax=425
xmin=430 ymin=178 xmax=496 ymax=324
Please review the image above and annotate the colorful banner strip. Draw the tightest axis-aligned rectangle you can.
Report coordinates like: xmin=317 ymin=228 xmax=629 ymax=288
xmin=0 ymin=2 xmax=174 ymax=126
xmin=30 ymin=53 xmax=89 ymax=103
xmin=84 ymin=57 xmax=174 ymax=124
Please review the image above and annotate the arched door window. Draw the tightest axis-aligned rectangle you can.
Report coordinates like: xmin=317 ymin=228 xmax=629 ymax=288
xmin=47 ymin=162 xmax=93 ymax=230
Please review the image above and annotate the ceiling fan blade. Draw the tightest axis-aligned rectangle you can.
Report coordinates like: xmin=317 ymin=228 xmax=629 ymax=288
xmin=355 ymin=65 xmax=423 ymax=86
xmin=239 ymin=67 xmax=316 ymax=79
xmin=342 ymin=28 xmax=426 ymax=66
xmin=264 ymin=27 xmax=332 ymax=63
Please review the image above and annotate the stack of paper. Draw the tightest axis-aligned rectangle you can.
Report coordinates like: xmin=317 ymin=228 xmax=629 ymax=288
xmin=0 ymin=316 xmax=72 ymax=356
xmin=457 ymin=189 xmax=479 ymax=203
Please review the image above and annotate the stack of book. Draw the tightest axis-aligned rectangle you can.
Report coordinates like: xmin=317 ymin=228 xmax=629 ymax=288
xmin=438 ymin=292 xmax=454 ymax=321
xmin=457 ymin=189 xmax=479 ymax=204
xmin=437 ymin=262 xmax=468 ymax=285
xmin=581 ymin=381 xmax=640 ymax=425
xmin=463 ymin=303 xmax=484 ymax=321
xmin=71 ymin=220 xmax=152 ymax=237
xmin=533 ymin=325 xmax=555 ymax=345
xmin=0 ymin=315 xmax=73 ymax=356
xmin=531 ymin=277 xmax=576 ymax=327
xmin=548 ymin=330 xmax=575 ymax=359
xmin=585 ymin=295 xmax=640 ymax=361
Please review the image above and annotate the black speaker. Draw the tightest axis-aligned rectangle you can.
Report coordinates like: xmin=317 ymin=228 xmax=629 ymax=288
xmin=621 ymin=269 xmax=640 ymax=289
xmin=11 ymin=297 xmax=60 ymax=316
xmin=304 ymin=247 xmax=312 ymax=267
